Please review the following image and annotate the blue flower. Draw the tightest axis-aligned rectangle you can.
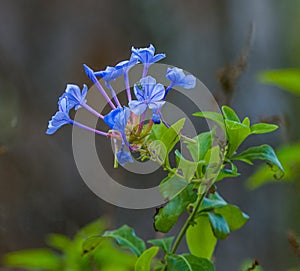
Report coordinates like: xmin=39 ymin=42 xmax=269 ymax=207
xmin=131 ymin=44 xmax=165 ymax=65
xmin=94 ymin=58 xmax=138 ymax=82
xmin=116 ymin=149 xmax=133 ymax=166
xmin=104 ymin=107 xmax=131 ymax=133
xmin=46 ymin=97 xmax=73 ymax=135
xmin=152 ymin=107 xmax=162 ymax=124
xmin=166 ymin=67 xmax=196 ymax=89
xmin=83 ymin=64 xmax=97 ymax=83
xmin=129 ymin=76 xmax=165 ymax=115
xmin=60 ymin=84 xmax=88 ymax=110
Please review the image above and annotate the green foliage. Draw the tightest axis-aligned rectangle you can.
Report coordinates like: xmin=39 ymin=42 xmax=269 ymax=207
xmin=194 ymin=106 xmax=279 ymax=158
xmin=207 ymin=213 xmax=230 ymax=240
xmin=154 ymin=184 xmax=197 ymax=233
xmin=3 ymin=219 xmax=136 ymax=271
xmin=247 ymin=142 xmax=300 ymax=189
xmin=259 ymin=69 xmax=300 ymax=94
xmin=232 ymin=144 xmax=284 ymax=179
xmin=103 ymin=225 xmax=146 ymax=256
xmin=159 ymin=174 xmax=188 ymax=200
xmin=148 ymin=237 xmax=174 ymax=254
xmin=186 ymin=215 xmax=217 ymax=259
xmin=4 ymin=105 xmax=284 ymax=271
xmin=215 ymin=204 xmax=249 ymax=232
xmin=186 ymin=192 xmax=249 ymax=259
xmin=148 ymin=118 xmax=185 ymax=166
xmin=3 ymin=249 xmax=61 ymax=270
xmin=166 ymin=254 xmax=215 ymax=271
xmin=247 ymin=68 xmax=300 ymax=188
xmin=193 ymin=111 xmax=225 ymax=131
xmin=134 ymin=246 xmax=159 ymax=271
xmin=185 ymin=131 xmax=213 ymax=162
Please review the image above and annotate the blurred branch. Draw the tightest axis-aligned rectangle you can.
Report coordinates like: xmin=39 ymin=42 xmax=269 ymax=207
xmin=245 ymin=259 xmax=260 ymax=271
xmin=288 ymin=230 xmax=300 ymax=259
xmin=217 ymin=23 xmax=254 ymax=105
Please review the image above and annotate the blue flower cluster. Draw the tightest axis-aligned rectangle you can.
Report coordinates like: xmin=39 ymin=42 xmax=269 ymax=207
xmin=46 ymin=44 xmax=196 ymax=166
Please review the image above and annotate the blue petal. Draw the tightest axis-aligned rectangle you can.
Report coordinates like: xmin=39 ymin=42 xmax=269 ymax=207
xmin=104 ymin=107 xmax=123 ymax=129
xmin=83 ymin=64 xmax=97 ymax=83
xmin=116 ymin=149 xmax=133 ymax=166
xmin=46 ymin=97 xmax=72 ymax=135
xmin=152 ymin=109 xmax=161 ymax=124
xmin=128 ymin=100 xmax=147 ymax=115
xmin=180 ymin=75 xmax=196 ymax=89
xmin=113 ymin=107 xmax=131 ymax=132
xmin=63 ymin=84 xmax=88 ymax=110
xmin=166 ymin=67 xmax=196 ymax=89
xmin=104 ymin=107 xmax=130 ymax=132
xmin=149 ymin=83 xmax=165 ymax=101
xmin=148 ymin=100 xmax=165 ymax=110
xmin=152 ymin=53 xmax=166 ymax=63
xmin=116 ymin=58 xmax=138 ymax=72
xmin=131 ymin=44 xmax=165 ymax=65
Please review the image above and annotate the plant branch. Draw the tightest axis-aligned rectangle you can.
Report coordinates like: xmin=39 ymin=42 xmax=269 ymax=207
xmin=171 ymin=191 xmax=206 ymax=254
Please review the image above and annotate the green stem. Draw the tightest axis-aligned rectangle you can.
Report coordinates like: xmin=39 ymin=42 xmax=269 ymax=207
xmin=170 ymin=192 xmax=206 ymax=254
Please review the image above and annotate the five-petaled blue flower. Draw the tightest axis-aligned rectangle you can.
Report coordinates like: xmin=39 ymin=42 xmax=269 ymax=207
xmin=166 ymin=67 xmax=196 ymax=89
xmin=131 ymin=44 xmax=165 ymax=66
xmin=129 ymin=76 xmax=165 ymax=116
xmin=60 ymin=84 xmax=88 ymax=110
xmin=46 ymin=97 xmax=72 ymax=135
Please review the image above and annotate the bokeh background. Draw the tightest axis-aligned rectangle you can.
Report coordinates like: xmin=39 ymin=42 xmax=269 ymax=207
xmin=1 ymin=0 xmax=300 ymax=270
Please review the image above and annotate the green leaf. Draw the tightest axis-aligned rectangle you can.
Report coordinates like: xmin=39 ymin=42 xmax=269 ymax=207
xmin=207 ymin=213 xmax=230 ymax=240
xmin=166 ymin=254 xmax=215 ymax=271
xmin=250 ymin=123 xmax=278 ymax=134
xmin=185 ymin=131 xmax=213 ymax=162
xmin=216 ymin=167 xmax=240 ymax=181
xmin=46 ymin=233 xmax=72 ymax=252
xmin=216 ymin=161 xmax=240 ymax=181
xmin=150 ymin=122 xmax=168 ymax=140
xmin=148 ymin=237 xmax=174 ymax=254
xmin=247 ymin=142 xmax=300 ymax=189
xmin=82 ymin=235 xmax=104 ymax=255
xmin=215 ymin=204 xmax=249 ymax=232
xmin=75 ymin=218 xmax=107 ymax=241
xmin=222 ymin=105 xmax=241 ymax=122
xmin=92 ymin=239 xmax=136 ymax=269
xmin=259 ymin=69 xmax=300 ymax=95
xmin=199 ymin=193 xmax=227 ymax=213
xmin=232 ymin=144 xmax=284 ymax=179
xmin=193 ymin=111 xmax=225 ymax=131
xmin=186 ymin=215 xmax=217 ymax=259
xmin=175 ymin=150 xmax=198 ymax=181
xmin=162 ymin=118 xmax=186 ymax=154
xmin=103 ymin=225 xmax=146 ymax=256
xmin=3 ymin=249 xmax=60 ymax=269
xmin=159 ymin=174 xmax=188 ymax=200
xmin=134 ymin=246 xmax=159 ymax=271
xmin=225 ymin=119 xmax=251 ymax=157
xmin=242 ymin=117 xmax=250 ymax=126
xmin=154 ymin=184 xmax=197 ymax=233
xmin=148 ymin=140 xmax=167 ymax=164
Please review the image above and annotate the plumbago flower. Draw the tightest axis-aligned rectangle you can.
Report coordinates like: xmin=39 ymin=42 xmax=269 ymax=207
xmin=46 ymin=44 xmax=196 ymax=166
xmin=129 ymin=76 xmax=165 ymax=118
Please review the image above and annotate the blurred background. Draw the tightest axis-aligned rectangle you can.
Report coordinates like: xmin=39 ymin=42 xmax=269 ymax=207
xmin=1 ymin=0 xmax=300 ymax=270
